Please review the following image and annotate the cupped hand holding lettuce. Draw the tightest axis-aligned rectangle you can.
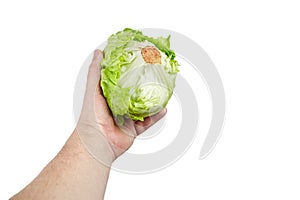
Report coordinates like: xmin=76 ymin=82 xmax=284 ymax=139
xmin=100 ymin=28 xmax=179 ymax=123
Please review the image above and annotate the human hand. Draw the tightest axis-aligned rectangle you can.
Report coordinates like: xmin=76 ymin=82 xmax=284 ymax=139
xmin=76 ymin=50 xmax=167 ymax=166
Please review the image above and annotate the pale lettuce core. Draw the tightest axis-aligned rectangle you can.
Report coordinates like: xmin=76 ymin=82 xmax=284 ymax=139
xmin=100 ymin=28 xmax=179 ymax=122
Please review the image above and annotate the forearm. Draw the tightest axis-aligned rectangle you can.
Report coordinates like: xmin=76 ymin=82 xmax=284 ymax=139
xmin=11 ymin=130 xmax=111 ymax=200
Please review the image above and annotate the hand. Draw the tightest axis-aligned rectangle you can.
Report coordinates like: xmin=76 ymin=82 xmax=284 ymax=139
xmin=76 ymin=50 xmax=167 ymax=166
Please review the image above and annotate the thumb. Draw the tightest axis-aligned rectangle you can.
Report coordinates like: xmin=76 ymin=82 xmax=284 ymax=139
xmin=86 ymin=49 xmax=103 ymax=95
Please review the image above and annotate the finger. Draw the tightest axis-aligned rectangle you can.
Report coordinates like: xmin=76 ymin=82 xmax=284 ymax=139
xmin=82 ymin=50 xmax=113 ymax=124
xmin=89 ymin=50 xmax=114 ymax=123
xmin=94 ymin=89 xmax=114 ymax=124
xmin=86 ymin=49 xmax=103 ymax=95
xmin=134 ymin=108 xmax=167 ymax=135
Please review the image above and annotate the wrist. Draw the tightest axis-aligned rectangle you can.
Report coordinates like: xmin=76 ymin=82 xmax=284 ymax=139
xmin=74 ymin=127 xmax=116 ymax=166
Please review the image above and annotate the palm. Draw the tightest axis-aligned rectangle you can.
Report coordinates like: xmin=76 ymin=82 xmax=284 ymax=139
xmin=94 ymin=88 xmax=166 ymax=157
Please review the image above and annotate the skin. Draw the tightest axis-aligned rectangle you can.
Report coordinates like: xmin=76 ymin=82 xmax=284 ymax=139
xmin=10 ymin=50 xmax=167 ymax=200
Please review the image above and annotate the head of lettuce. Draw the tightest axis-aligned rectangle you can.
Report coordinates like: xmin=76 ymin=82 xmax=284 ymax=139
xmin=100 ymin=28 xmax=179 ymax=124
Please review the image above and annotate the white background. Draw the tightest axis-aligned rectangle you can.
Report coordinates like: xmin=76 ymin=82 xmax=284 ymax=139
xmin=1 ymin=0 xmax=300 ymax=199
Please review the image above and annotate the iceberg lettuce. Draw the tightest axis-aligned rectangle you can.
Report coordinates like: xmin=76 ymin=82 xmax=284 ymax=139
xmin=100 ymin=28 xmax=179 ymax=122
